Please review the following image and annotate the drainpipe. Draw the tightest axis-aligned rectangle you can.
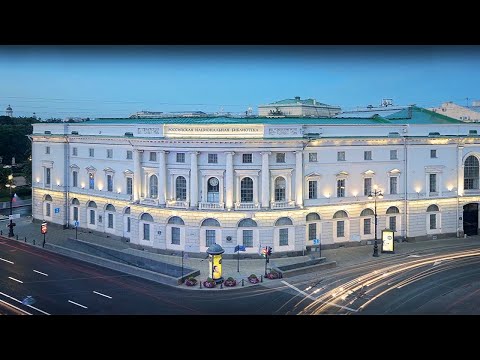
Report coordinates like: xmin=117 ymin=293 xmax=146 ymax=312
xmin=403 ymin=131 xmax=408 ymax=241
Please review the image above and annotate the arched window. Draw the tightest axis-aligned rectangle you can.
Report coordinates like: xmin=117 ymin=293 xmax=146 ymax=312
xmin=275 ymin=217 xmax=293 ymax=226
xmin=202 ymin=218 xmax=220 ymax=247
xmin=427 ymin=204 xmax=439 ymax=212
xmin=207 ymin=177 xmax=220 ymax=203
xmin=176 ymin=176 xmax=187 ymax=201
xmin=44 ymin=194 xmax=53 ymax=202
xmin=201 ymin=218 xmax=220 ymax=227
xmin=87 ymin=201 xmax=97 ymax=208
xmin=464 ymin=155 xmax=479 ymax=190
xmin=274 ymin=177 xmax=286 ymax=201
xmin=87 ymin=201 xmax=97 ymax=225
xmin=44 ymin=194 xmax=52 ymax=217
xmin=124 ymin=207 xmax=131 ymax=214
xmin=105 ymin=204 xmax=116 ymax=212
xmin=149 ymin=175 xmax=158 ymax=198
xmin=71 ymin=198 xmax=80 ymax=222
xmin=360 ymin=208 xmax=374 ymax=216
xmin=124 ymin=207 xmax=131 ymax=235
xmin=241 ymin=177 xmax=253 ymax=202
xmin=141 ymin=213 xmax=154 ymax=222
xmin=238 ymin=218 xmax=257 ymax=227
xmin=427 ymin=204 xmax=440 ymax=230
xmin=333 ymin=210 xmax=348 ymax=219
xmin=306 ymin=213 xmax=321 ymax=222
xmin=386 ymin=206 xmax=400 ymax=214
xmin=71 ymin=198 xmax=80 ymax=205
xmin=105 ymin=204 xmax=115 ymax=229
xmin=168 ymin=216 xmax=185 ymax=225
xmin=140 ymin=213 xmax=153 ymax=241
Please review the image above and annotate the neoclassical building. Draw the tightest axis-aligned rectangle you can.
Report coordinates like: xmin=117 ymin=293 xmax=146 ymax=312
xmin=30 ymin=106 xmax=480 ymax=255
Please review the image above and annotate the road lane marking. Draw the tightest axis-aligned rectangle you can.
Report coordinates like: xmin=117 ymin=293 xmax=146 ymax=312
xmin=68 ymin=300 xmax=88 ymax=309
xmin=0 ymin=257 xmax=14 ymax=264
xmin=33 ymin=270 xmax=48 ymax=277
xmin=281 ymin=280 xmax=358 ymax=312
xmin=8 ymin=277 xmax=23 ymax=284
xmin=0 ymin=299 xmax=32 ymax=315
xmin=0 ymin=291 xmax=50 ymax=315
xmin=93 ymin=291 xmax=112 ymax=299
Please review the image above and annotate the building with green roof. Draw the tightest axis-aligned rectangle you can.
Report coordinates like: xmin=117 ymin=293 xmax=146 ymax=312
xmin=258 ymin=96 xmax=341 ymax=117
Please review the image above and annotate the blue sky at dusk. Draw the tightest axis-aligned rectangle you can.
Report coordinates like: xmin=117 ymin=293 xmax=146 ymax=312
xmin=0 ymin=45 xmax=479 ymax=119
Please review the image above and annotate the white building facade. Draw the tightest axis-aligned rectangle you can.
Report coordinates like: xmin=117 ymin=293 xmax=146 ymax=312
xmin=31 ymin=107 xmax=480 ymax=255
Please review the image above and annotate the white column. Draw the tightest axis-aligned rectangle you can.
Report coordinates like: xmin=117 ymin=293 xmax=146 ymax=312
xmin=202 ymin=175 xmax=207 ymax=202
xmin=190 ymin=152 xmax=199 ymax=208
xmin=261 ymin=152 xmax=270 ymax=208
xmin=133 ymin=150 xmax=143 ymax=202
xmin=225 ymin=152 xmax=234 ymax=210
xmin=158 ymin=151 xmax=167 ymax=206
xmin=170 ymin=174 xmax=174 ymax=201
xmin=425 ymin=173 xmax=429 ymax=198
xmin=287 ymin=173 xmax=292 ymax=202
xmin=439 ymin=173 xmax=443 ymax=197
xmin=253 ymin=176 xmax=259 ymax=205
xmin=295 ymin=150 xmax=303 ymax=207
xmin=458 ymin=146 xmax=464 ymax=195
xmin=144 ymin=172 xmax=148 ymax=198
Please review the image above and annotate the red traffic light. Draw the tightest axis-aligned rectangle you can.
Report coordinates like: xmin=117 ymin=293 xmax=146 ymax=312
xmin=41 ymin=222 xmax=48 ymax=234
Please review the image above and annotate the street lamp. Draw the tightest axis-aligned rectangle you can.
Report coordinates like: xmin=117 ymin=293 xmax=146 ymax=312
xmin=5 ymin=174 xmax=17 ymax=237
xmin=368 ymin=188 xmax=383 ymax=257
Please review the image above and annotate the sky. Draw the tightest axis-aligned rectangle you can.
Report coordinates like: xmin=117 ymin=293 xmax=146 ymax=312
xmin=0 ymin=45 xmax=479 ymax=119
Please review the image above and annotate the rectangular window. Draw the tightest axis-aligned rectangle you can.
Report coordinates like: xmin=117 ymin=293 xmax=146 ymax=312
xmin=72 ymin=147 xmax=78 ymax=156
xmin=308 ymin=180 xmax=317 ymax=199
xmin=337 ymin=221 xmax=345 ymax=237
xmin=143 ymin=223 xmax=150 ymax=240
xmin=390 ymin=150 xmax=397 ymax=160
xmin=171 ymin=227 xmax=180 ymax=245
xmin=89 ymin=173 xmax=95 ymax=190
xmin=364 ymin=218 xmax=371 ymax=235
xmin=45 ymin=146 xmax=50 ymax=154
xmin=208 ymin=154 xmax=218 ymax=164
xmin=364 ymin=151 xmax=372 ymax=160
xmin=429 ymin=174 xmax=437 ymax=193
xmin=276 ymin=153 xmax=286 ymax=163
xmin=149 ymin=152 xmax=157 ymax=162
xmin=45 ymin=168 xmax=51 ymax=186
xmin=389 ymin=216 xmax=396 ymax=232
xmin=127 ymin=217 xmax=131 ymax=233
xmin=108 ymin=213 xmax=113 ymax=229
xmin=72 ymin=171 xmax=78 ymax=187
xmin=364 ymin=178 xmax=372 ymax=196
xmin=337 ymin=179 xmax=345 ymax=197
xmin=308 ymin=223 xmax=316 ymax=241
xmin=46 ymin=203 xmax=51 ymax=217
xmin=89 ymin=148 xmax=94 ymax=157
xmin=126 ymin=177 xmax=133 ymax=195
xmin=430 ymin=214 xmax=437 ymax=229
xmin=431 ymin=149 xmax=437 ymax=158
xmin=73 ymin=207 xmax=78 ymax=221
xmin=126 ymin=150 xmax=132 ymax=160
xmin=279 ymin=228 xmax=289 ymax=246
xmin=337 ymin=151 xmax=345 ymax=161
xmin=89 ymin=210 xmax=95 ymax=225
xmin=242 ymin=153 xmax=252 ymax=163
xmin=176 ymin=153 xmax=185 ymax=163
xmin=107 ymin=149 xmax=113 ymax=159
xmin=107 ymin=174 xmax=113 ymax=192
xmin=390 ymin=177 xmax=398 ymax=195
xmin=206 ymin=230 xmax=215 ymax=247
xmin=309 ymin=153 xmax=317 ymax=162
xmin=243 ymin=229 xmax=253 ymax=248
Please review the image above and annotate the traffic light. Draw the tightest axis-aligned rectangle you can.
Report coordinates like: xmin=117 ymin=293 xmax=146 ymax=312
xmin=267 ymin=246 xmax=272 ymax=256
xmin=261 ymin=247 xmax=267 ymax=257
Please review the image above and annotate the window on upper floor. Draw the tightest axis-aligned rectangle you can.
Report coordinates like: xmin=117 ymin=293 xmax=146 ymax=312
xmin=149 ymin=152 xmax=157 ymax=162
xmin=126 ymin=150 xmax=132 ymax=160
xmin=431 ymin=149 xmax=437 ymax=158
xmin=107 ymin=174 xmax=113 ymax=192
xmin=337 ymin=179 xmax=345 ymax=197
xmin=364 ymin=151 xmax=372 ymax=160
xmin=276 ymin=153 xmax=286 ymax=163
xmin=364 ymin=178 xmax=372 ymax=196
xmin=429 ymin=174 xmax=437 ymax=193
xmin=243 ymin=153 xmax=253 ymax=164
xmin=308 ymin=153 xmax=317 ymax=162
xmin=107 ymin=149 xmax=113 ymax=159
xmin=308 ymin=180 xmax=317 ymax=199
xmin=337 ymin=151 xmax=345 ymax=161
xmin=45 ymin=146 xmax=50 ymax=154
xmin=208 ymin=153 xmax=218 ymax=164
xmin=126 ymin=177 xmax=133 ymax=195
xmin=177 ymin=153 xmax=185 ymax=163
xmin=464 ymin=155 xmax=479 ymax=190
xmin=72 ymin=171 xmax=78 ymax=188
xmin=72 ymin=147 xmax=78 ymax=156
xmin=390 ymin=150 xmax=397 ymax=160
xmin=89 ymin=148 xmax=94 ymax=157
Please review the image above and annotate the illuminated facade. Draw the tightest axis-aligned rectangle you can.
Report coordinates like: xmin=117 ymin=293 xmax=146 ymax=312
xmin=31 ymin=106 xmax=480 ymax=254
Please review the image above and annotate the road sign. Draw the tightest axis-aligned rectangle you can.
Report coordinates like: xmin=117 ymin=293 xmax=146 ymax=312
xmin=41 ymin=222 xmax=48 ymax=234
xmin=54 ymin=208 xmax=60 ymax=214
xmin=313 ymin=239 xmax=320 ymax=245
xmin=8 ymin=214 xmax=20 ymax=220
xmin=74 ymin=220 xmax=80 ymax=228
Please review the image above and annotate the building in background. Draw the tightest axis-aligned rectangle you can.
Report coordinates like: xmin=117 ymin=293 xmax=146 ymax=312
xmin=5 ymin=104 xmax=13 ymax=117
xmin=429 ymin=101 xmax=480 ymax=122
xmin=258 ymin=96 xmax=341 ymax=117
xmin=31 ymin=104 xmax=480 ymax=255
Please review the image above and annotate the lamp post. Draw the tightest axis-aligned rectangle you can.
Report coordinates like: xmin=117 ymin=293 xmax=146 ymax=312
xmin=368 ymin=188 xmax=383 ymax=257
xmin=5 ymin=174 xmax=17 ymax=237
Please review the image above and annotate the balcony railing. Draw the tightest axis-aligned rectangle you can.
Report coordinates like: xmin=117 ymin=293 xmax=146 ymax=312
xmin=199 ymin=202 xmax=225 ymax=210
xmin=140 ymin=198 xmax=158 ymax=206
xmin=270 ymin=200 xmax=295 ymax=209
xmin=167 ymin=200 xmax=189 ymax=209
xmin=235 ymin=202 xmax=260 ymax=210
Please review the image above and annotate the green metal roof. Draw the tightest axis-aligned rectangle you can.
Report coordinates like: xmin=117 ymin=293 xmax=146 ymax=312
xmin=386 ymin=106 xmax=465 ymax=124
xmin=269 ymin=98 xmax=332 ymax=106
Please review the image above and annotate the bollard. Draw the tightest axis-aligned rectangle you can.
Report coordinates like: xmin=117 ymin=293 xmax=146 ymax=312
xmin=220 ymin=282 xmax=223 ymax=289
xmin=261 ymin=275 xmax=263 ymax=283
xmin=1 ymin=230 xmax=2 ymax=236
xmin=16 ymin=234 xmax=18 ymax=240
xmin=24 ymin=237 xmax=26 ymax=243
xmin=199 ymin=280 xmax=202 ymax=289
xmin=33 ymin=239 xmax=35 ymax=245
xmin=242 ymin=278 xmax=244 ymax=287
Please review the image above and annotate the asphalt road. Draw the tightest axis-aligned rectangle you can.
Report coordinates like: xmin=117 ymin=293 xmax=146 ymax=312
xmin=0 ymin=237 xmax=309 ymax=315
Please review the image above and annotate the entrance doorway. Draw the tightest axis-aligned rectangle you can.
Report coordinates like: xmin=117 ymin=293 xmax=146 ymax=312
xmin=463 ymin=203 xmax=479 ymax=236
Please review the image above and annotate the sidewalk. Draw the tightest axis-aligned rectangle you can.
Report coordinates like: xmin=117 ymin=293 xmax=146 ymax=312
xmin=3 ymin=215 xmax=480 ymax=290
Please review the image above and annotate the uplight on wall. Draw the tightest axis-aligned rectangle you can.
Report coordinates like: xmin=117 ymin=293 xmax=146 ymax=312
xmin=81 ymin=182 xmax=85 ymax=189
xmin=447 ymin=185 xmax=454 ymax=191
xmin=324 ymin=192 xmax=331 ymax=198
xmin=36 ymin=177 xmax=40 ymax=183
xmin=117 ymin=187 xmax=122 ymax=194
xmin=98 ymin=183 xmax=103 ymax=191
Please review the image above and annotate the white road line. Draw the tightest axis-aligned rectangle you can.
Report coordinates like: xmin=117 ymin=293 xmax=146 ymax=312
xmin=0 ymin=299 xmax=32 ymax=315
xmin=93 ymin=291 xmax=112 ymax=299
xmin=8 ymin=276 xmax=23 ymax=284
xmin=68 ymin=300 xmax=88 ymax=309
xmin=0 ymin=257 xmax=14 ymax=264
xmin=33 ymin=270 xmax=48 ymax=277
xmin=281 ymin=280 xmax=358 ymax=313
xmin=0 ymin=291 xmax=50 ymax=315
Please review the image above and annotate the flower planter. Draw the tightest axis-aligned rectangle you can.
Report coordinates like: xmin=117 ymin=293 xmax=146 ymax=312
xmin=185 ymin=279 xmax=197 ymax=286
xmin=224 ymin=279 xmax=237 ymax=287
xmin=266 ymin=272 xmax=280 ymax=280
xmin=248 ymin=277 xmax=260 ymax=284
xmin=203 ymin=280 xmax=216 ymax=288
